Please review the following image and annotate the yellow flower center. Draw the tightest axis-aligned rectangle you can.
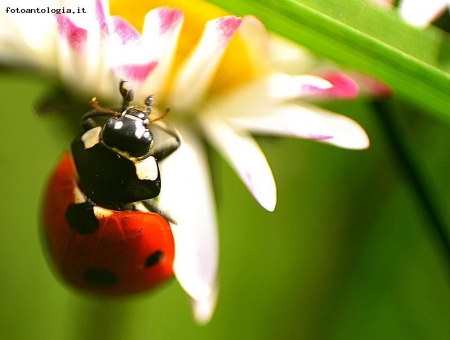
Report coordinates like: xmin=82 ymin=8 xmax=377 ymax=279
xmin=110 ymin=0 xmax=260 ymax=99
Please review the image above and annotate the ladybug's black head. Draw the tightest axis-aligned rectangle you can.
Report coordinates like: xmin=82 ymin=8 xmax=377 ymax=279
xmin=101 ymin=100 xmax=154 ymax=158
xmin=81 ymin=82 xmax=168 ymax=158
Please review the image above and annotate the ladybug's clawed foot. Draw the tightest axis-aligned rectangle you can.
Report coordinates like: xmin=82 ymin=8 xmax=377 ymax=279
xmin=119 ymin=80 xmax=134 ymax=111
xmin=141 ymin=200 xmax=177 ymax=225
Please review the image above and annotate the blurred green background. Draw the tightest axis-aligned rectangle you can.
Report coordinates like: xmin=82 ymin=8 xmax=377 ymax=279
xmin=1 ymin=72 xmax=450 ymax=339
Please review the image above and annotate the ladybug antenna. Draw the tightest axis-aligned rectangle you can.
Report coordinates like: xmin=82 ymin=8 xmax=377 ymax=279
xmin=80 ymin=97 xmax=120 ymax=123
xmin=89 ymin=97 xmax=120 ymax=115
xmin=143 ymin=94 xmax=170 ymax=124
xmin=119 ymin=80 xmax=134 ymax=111
xmin=149 ymin=108 xmax=171 ymax=125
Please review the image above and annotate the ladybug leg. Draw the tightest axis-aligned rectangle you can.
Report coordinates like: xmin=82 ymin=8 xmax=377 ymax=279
xmin=119 ymin=81 xmax=134 ymax=111
xmin=81 ymin=113 xmax=100 ymax=131
xmin=141 ymin=200 xmax=177 ymax=225
xmin=80 ymin=107 xmax=120 ymax=131
xmin=151 ymin=120 xmax=182 ymax=161
xmin=144 ymin=95 xmax=154 ymax=115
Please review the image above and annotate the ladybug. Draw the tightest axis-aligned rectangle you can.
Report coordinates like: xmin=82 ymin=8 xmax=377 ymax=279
xmin=42 ymin=81 xmax=181 ymax=295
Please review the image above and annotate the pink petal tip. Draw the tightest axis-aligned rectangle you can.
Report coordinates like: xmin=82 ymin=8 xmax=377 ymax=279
xmin=56 ymin=14 xmax=87 ymax=52
xmin=111 ymin=16 xmax=141 ymax=44
xmin=216 ymin=16 xmax=242 ymax=44
xmin=320 ymin=72 xmax=360 ymax=99
xmin=158 ymin=8 xmax=183 ymax=34
xmin=113 ymin=61 xmax=158 ymax=82
xmin=355 ymin=74 xmax=392 ymax=97
xmin=95 ymin=0 xmax=109 ymax=35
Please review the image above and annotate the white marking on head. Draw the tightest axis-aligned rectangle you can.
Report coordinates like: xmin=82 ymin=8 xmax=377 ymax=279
xmin=114 ymin=121 xmax=123 ymax=129
xmin=135 ymin=156 xmax=159 ymax=181
xmin=135 ymin=121 xmax=145 ymax=139
xmin=81 ymin=126 xmax=101 ymax=149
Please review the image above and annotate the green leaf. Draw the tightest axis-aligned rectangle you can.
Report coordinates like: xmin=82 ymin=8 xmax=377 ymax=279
xmin=206 ymin=0 xmax=450 ymax=123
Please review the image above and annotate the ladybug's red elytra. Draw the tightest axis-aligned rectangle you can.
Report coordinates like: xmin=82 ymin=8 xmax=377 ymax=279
xmin=42 ymin=81 xmax=181 ymax=295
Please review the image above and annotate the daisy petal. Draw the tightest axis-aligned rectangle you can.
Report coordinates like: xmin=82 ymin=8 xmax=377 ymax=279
xmin=349 ymin=73 xmax=392 ymax=97
xmin=54 ymin=1 xmax=108 ymax=94
xmin=110 ymin=16 xmax=141 ymax=44
xmin=113 ymin=61 xmax=158 ymax=83
xmin=229 ymin=104 xmax=334 ymax=140
xmin=268 ymin=73 xmax=332 ymax=99
xmin=1 ymin=2 xmax=56 ymax=67
xmin=269 ymin=36 xmax=319 ymax=74
xmin=229 ymin=104 xmax=369 ymax=150
xmin=109 ymin=10 xmax=183 ymax=90
xmin=95 ymin=0 xmax=109 ymax=35
xmin=201 ymin=117 xmax=277 ymax=211
xmin=55 ymin=14 xmax=89 ymax=86
xmin=158 ymin=126 xmax=219 ymax=304
xmin=107 ymin=17 xmax=153 ymax=83
xmin=237 ymin=15 xmax=270 ymax=68
xmin=56 ymin=14 xmax=87 ymax=54
xmin=144 ymin=6 xmax=184 ymax=35
xmin=317 ymin=109 xmax=370 ymax=149
xmin=169 ymin=16 xmax=242 ymax=110
xmin=137 ymin=8 xmax=184 ymax=99
xmin=318 ymin=72 xmax=359 ymax=99
xmin=399 ymin=0 xmax=449 ymax=27
xmin=202 ymin=73 xmax=332 ymax=121
xmin=191 ymin=283 xmax=219 ymax=325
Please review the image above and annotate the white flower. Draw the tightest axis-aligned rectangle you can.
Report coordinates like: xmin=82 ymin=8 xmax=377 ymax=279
xmin=399 ymin=0 xmax=450 ymax=27
xmin=370 ymin=0 xmax=450 ymax=27
xmin=1 ymin=0 xmax=369 ymax=324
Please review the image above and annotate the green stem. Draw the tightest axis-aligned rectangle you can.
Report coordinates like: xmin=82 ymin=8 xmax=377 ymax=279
xmin=70 ymin=297 xmax=130 ymax=340
xmin=373 ymin=99 xmax=450 ymax=272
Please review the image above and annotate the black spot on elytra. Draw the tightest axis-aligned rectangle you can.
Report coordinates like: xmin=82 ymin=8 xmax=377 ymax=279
xmin=145 ymin=250 xmax=164 ymax=267
xmin=83 ymin=268 xmax=118 ymax=287
xmin=66 ymin=202 xmax=99 ymax=234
